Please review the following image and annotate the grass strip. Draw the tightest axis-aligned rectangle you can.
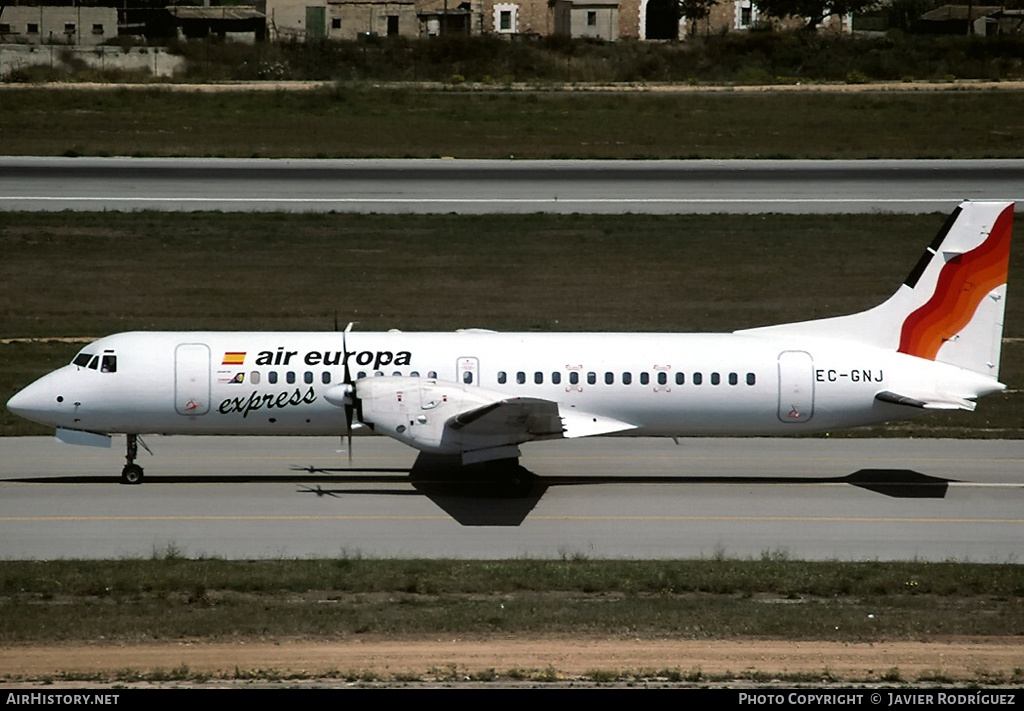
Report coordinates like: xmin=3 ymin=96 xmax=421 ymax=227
xmin=2 ymin=558 xmax=1022 ymax=643
xmin=3 ymin=86 xmax=1024 ymax=158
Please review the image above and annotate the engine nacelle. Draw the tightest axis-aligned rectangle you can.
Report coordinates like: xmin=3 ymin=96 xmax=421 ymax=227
xmin=353 ymin=377 xmax=517 ymax=455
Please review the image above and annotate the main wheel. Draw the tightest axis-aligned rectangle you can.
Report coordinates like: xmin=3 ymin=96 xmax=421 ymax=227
xmin=121 ymin=463 xmax=144 ymax=485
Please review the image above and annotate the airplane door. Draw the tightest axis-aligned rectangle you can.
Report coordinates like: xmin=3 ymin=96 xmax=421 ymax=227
xmin=457 ymin=357 xmax=479 ymax=386
xmin=175 ymin=343 xmax=211 ymax=416
xmin=777 ymin=350 xmax=813 ymax=423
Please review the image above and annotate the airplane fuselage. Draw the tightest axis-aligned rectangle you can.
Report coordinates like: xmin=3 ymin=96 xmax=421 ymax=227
xmin=12 ymin=329 xmax=998 ymax=440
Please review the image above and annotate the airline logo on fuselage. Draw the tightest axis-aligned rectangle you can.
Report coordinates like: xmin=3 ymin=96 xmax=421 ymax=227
xmin=252 ymin=347 xmax=412 ymax=371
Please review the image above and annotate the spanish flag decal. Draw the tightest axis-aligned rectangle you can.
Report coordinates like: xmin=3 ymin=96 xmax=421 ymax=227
xmin=222 ymin=352 xmax=246 ymax=366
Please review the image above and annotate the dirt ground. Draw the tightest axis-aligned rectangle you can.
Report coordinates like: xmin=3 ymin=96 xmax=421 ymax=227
xmin=2 ymin=637 xmax=1022 ymax=686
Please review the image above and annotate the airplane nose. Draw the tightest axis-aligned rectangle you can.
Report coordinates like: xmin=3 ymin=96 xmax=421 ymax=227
xmin=6 ymin=387 xmax=35 ymax=418
xmin=6 ymin=378 xmax=64 ymax=426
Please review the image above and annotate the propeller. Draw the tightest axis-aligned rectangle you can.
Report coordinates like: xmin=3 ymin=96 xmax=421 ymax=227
xmin=342 ymin=322 xmax=356 ymax=465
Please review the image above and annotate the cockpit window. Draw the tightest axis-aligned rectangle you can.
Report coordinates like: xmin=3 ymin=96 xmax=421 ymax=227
xmin=73 ymin=350 xmax=116 ymax=372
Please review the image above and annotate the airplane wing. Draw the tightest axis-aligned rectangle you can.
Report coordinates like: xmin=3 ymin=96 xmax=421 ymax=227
xmin=345 ymin=377 xmax=636 ymax=464
xmin=449 ymin=398 xmax=636 ymax=439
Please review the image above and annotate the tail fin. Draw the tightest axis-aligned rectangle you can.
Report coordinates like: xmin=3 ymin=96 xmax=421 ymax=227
xmin=738 ymin=201 xmax=1014 ymax=378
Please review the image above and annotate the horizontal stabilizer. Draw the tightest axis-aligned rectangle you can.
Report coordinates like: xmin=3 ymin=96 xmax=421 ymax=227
xmin=875 ymin=390 xmax=976 ymax=412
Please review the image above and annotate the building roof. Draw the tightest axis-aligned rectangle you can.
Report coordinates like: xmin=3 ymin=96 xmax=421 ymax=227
xmin=920 ymin=5 xmax=1003 ymax=22
xmin=166 ymin=6 xmax=266 ymax=21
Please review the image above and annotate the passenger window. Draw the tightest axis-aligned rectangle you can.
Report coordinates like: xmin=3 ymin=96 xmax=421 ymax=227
xmin=622 ymin=372 xmax=632 ymax=385
xmin=569 ymin=372 xmax=579 ymax=385
xmin=534 ymin=372 xmax=543 ymax=384
xmin=357 ymin=371 xmax=367 ymax=379
xmin=711 ymin=372 xmax=721 ymax=385
xmin=657 ymin=372 xmax=667 ymax=386
xmin=675 ymin=372 xmax=684 ymax=385
xmin=640 ymin=372 xmax=649 ymax=385
xmin=251 ymin=371 xmax=261 ymax=385
xmin=304 ymin=372 xmax=314 ymax=384
xmin=498 ymin=371 xmax=507 ymax=385
xmin=322 ymin=372 xmax=331 ymax=384
xmin=269 ymin=371 xmax=278 ymax=384
xmin=392 ymin=371 xmax=402 ymax=376
xmin=693 ymin=372 xmax=703 ymax=385
xmin=101 ymin=355 xmax=117 ymax=373
xmin=605 ymin=372 xmax=614 ymax=385
xmin=463 ymin=371 xmax=473 ymax=384
xmin=587 ymin=372 xmax=596 ymax=385
xmin=286 ymin=371 xmax=296 ymax=384
xmin=729 ymin=372 xmax=738 ymax=385
xmin=410 ymin=371 xmax=419 ymax=377
xmin=747 ymin=372 xmax=756 ymax=386
xmin=551 ymin=372 xmax=562 ymax=385
xmin=428 ymin=371 xmax=437 ymax=378
xmin=517 ymin=371 xmax=526 ymax=385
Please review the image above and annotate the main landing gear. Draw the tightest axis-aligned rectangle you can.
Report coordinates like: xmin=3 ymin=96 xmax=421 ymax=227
xmin=121 ymin=434 xmax=144 ymax=485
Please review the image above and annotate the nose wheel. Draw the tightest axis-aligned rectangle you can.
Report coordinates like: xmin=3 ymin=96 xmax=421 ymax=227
xmin=120 ymin=434 xmax=144 ymax=485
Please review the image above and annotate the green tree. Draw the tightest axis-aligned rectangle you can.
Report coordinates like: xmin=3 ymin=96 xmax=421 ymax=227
xmin=680 ymin=0 xmax=719 ymax=36
xmin=754 ymin=0 xmax=879 ymax=30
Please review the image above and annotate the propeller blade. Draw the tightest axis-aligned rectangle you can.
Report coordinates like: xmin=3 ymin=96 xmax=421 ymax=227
xmin=342 ymin=323 xmax=355 ymax=465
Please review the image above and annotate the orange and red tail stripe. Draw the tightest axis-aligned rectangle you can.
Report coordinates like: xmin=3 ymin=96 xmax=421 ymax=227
xmin=898 ymin=204 xmax=1013 ymax=361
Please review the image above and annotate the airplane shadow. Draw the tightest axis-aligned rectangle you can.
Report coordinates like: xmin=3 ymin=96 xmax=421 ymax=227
xmin=8 ymin=457 xmax=955 ymax=527
xmin=289 ymin=459 xmax=956 ymax=526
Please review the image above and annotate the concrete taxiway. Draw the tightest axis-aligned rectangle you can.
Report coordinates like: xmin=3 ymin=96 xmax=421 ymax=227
xmin=2 ymin=436 xmax=1021 ymax=561
xmin=2 ymin=158 xmax=1023 ymax=213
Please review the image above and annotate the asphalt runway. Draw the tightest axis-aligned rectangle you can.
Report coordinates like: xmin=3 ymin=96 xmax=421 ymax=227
xmin=2 ymin=157 xmax=1023 ymax=213
xmin=2 ymin=436 xmax=1022 ymax=560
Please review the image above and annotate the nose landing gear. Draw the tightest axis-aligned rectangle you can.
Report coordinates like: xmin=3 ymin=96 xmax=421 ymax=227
xmin=120 ymin=434 xmax=144 ymax=485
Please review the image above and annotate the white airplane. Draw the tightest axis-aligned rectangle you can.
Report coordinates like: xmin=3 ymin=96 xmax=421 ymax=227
xmin=6 ymin=201 xmax=1014 ymax=488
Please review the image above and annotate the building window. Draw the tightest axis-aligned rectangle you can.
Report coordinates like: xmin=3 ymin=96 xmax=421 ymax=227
xmin=0 ymin=24 xmax=12 ymax=34
xmin=331 ymin=18 xmax=341 ymax=30
xmin=27 ymin=23 xmax=39 ymax=34
xmin=494 ymin=3 xmax=518 ymax=33
xmin=735 ymin=0 xmax=758 ymax=28
xmin=64 ymin=23 xmax=76 ymax=35
xmin=92 ymin=24 xmax=104 ymax=35
xmin=587 ymin=11 xmax=597 ymax=26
